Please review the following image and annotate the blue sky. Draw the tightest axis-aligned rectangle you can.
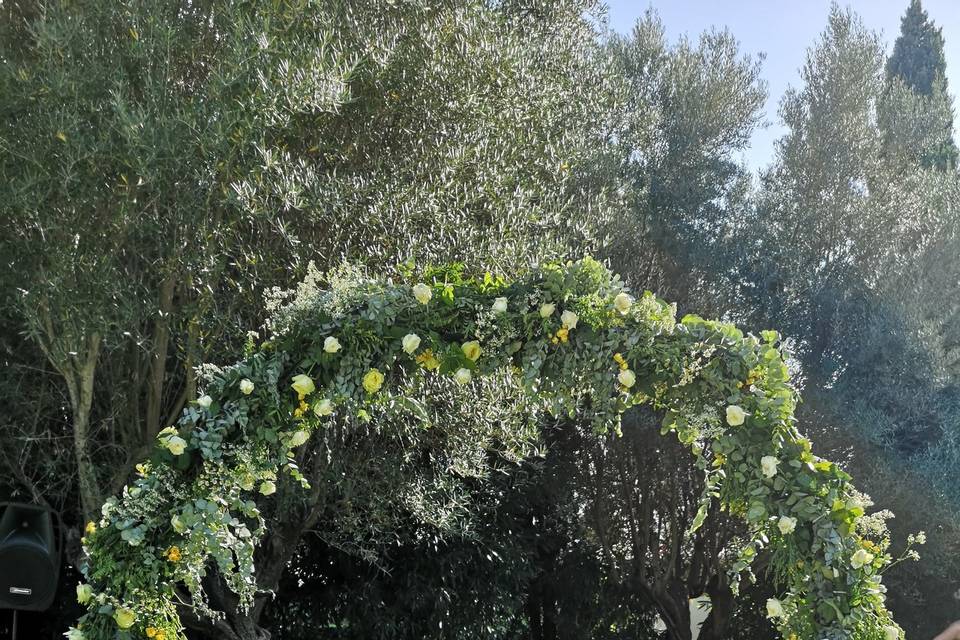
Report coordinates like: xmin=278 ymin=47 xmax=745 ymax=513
xmin=605 ymin=0 xmax=960 ymax=171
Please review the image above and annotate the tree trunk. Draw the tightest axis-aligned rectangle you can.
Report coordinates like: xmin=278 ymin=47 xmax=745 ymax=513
xmin=145 ymin=275 xmax=176 ymax=438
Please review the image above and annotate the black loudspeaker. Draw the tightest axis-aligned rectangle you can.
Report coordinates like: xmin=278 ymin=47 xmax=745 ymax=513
xmin=0 ymin=503 xmax=62 ymax=612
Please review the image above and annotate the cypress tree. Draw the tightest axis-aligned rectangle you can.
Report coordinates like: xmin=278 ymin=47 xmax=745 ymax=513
xmin=884 ymin=0 xmax=957 ymax=169
xmin=886 ymin=0 xmax=947 ymax=95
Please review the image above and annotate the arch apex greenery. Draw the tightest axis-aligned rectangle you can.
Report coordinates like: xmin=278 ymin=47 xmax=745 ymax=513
xmin=74 ymin=257 xmax=909 ymax=640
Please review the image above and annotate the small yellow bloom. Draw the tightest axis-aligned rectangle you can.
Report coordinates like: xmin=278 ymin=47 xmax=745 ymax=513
xmin=461 ymin=341 xmax=482 ymax=362
xmin=146 ymin=628 xmax=158 ymax=638
xmin=166 ymin=545 xmax=182 ymax=563
xmin=555 ymin=327 xmax=569 ymax=343
xmin=85 ymin=521 xmax=97 ymax=535
xmin=416 ymin=349 xmax=441 ymax=370
xmin=362 ymin=368 xmax=385 ymax=393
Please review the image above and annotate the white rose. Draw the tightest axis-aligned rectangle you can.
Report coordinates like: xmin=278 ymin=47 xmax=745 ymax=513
xmin=413 ymin=283 xmax=432 ymax=304
xmin=171 ymin=514 xmax=186 ymax=533
xmin=239 ymin=379 xmax=255 ymax=395
xmin=777 ymin=516 xmax=797 ymax=535
xmin=288 ymin=430 xmax=310 ymax=447
xmin=761 ymin=456 xmax=779 ymax=479
xmin=539 ymin=303 xmax=556 ymax=318
xmin=883 ymin=625 xmax=900 ymax=640
xmin=165 ymin=435 xmax=187 ymax=456
xmin=618 ymin=369 xmax=636 ymax=388
xmin=259 ymin=480 xmax=277 ymax=496
xmin=402 ymin=333 xmax=421 ymax=354
xmin=765 ymin=598 xmax=785 ymax=619
xmin=850 ymin=548 xmax=875 ymax=569
xmin=323 ymin=336 xmax=342 ymax=353
xmin=560 ymin=310 xmax=578 ymax=329
xmin=76 ymin=583 xmax=93 ymax=605
xmin=196 ymin=394 xmax=212 ymax=409
xmin=492 ymin=297 xmax=508 ymax=314
xmin=725 ymin=405 xmax=747 ymax=426
xmin=613 ymin=292 xmax=633 ymax=315
xmin=454 ymin=368 xmax=472 ymax=385
xmin=313 ymin=398 xmax=333 ymax=417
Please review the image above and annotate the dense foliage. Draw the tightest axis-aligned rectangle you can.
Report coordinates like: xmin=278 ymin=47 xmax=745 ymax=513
xmin=76 ymin=259 xmax=908 ymax=640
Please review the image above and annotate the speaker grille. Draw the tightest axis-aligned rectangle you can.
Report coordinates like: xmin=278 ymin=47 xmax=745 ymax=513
xmin=0 ymin=504 xmax=60 ymax=612
xmin=0 ymin=545 xmax=57 ymax=606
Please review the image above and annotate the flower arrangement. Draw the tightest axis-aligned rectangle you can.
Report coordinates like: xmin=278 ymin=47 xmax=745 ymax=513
xmin=69 ymin=257 xmax=909 ymax=639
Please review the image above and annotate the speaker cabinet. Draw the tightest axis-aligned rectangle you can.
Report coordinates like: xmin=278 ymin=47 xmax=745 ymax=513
xmin=0 ymin=503 xmax=61 ymax=612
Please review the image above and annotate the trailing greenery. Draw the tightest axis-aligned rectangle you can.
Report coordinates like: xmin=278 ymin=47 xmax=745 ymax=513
xmin=73 ymin=258 xmax=914 ymax=640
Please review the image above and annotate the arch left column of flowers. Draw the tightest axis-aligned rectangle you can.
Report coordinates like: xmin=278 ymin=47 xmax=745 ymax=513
xmin=70 ymin=258 xmax=906 ymax=640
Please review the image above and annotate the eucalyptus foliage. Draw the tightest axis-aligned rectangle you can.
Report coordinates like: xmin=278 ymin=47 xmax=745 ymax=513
xmin=74 ymin=258 xmax=910 ymax=640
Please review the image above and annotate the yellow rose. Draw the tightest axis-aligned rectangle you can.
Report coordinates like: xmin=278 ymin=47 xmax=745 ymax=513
xmin=461 ymin=341 xmax=481 ymax=362
xmin=239 ymin=379 xmax=255 ymax=395
xmin=402 ymin=333 xmax=421 ymax=354
xmin=454 ymin=368 xmax=472 ymax=385
xmin=412 ymin=283 xmax=432 ymax=304
xmin=313 ymin=398 xmax=333 ymax=416
xmin=613 ymin=292 xmax=633 ymax=315
xmin=113 ymin=607 xmax=136 ymax=629
xmin=777 ymin=516 xmax=797 ymax=535
xmin=288 ymin=430 xmax=310 ymax=447
xmin=164 ymin=435 xmax=187 ymax=456
xmin=323 ymin=336 xmax=341 ymax=353
xmin=166 ymin=546 xmax=182 ymax=563
xmin=291 ymin=374 xmax=315 ymax=397
xmin=726 ymin=405 xmax=747 ymax=426
xmin=259 ymin=480 xmax=277 ymax=496
xmin=850 ymin=548 xmax=874 ymax=569
xmin=362 ymin=368 xmax=385 ymax=393
xmin=761 ymin=456 xmax=779 ymax=479
xmin=765 ymin=598 xmax=784 ymax=619
xmin=76 ymin=583 xmax=93 ymax=605
xmin=85 ymin=521 xmax=97 ymax=535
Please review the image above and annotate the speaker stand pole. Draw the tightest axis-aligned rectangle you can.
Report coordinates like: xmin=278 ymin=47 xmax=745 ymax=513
xmin=11 ymin=609 xmax=17 ymax=640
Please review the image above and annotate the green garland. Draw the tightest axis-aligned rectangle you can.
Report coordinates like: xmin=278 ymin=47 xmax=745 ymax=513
xmin=70 ymin=258 xmax=911 ymax=640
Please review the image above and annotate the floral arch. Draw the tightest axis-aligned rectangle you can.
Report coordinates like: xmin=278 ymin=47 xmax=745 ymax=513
xmin=72 ymin=258 xmax=902 ymax=640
